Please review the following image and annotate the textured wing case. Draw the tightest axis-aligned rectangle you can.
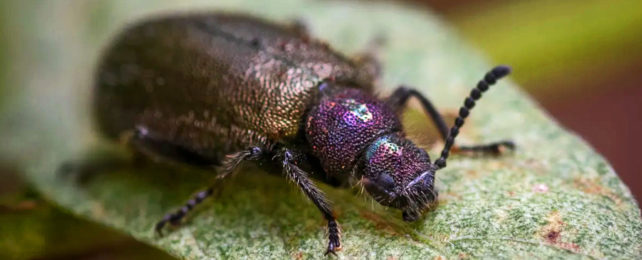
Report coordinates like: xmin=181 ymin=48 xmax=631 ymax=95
xmin=94 ymin=14 xmax=373 ymax=161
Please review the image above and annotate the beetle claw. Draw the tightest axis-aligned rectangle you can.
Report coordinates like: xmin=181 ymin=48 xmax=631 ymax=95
xmin=324 ymin=241 xmax=340 ymax=256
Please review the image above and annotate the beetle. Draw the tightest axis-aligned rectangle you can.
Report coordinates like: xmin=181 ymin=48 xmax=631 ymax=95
xmin=92 ymin=13 xmax=514 ymax=255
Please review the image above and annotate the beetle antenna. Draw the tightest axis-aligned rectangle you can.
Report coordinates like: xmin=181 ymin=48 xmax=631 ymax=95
xmin=434 ymin=65 xmax=511 ymax=169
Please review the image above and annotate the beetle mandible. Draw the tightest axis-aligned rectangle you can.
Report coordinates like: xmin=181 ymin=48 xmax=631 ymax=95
xmin=92 ymin=13 xmax=514 ymax=255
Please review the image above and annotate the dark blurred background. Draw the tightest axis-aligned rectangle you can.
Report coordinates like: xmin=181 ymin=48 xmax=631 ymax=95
xmin=406 ymin=0 xmax=642 ymax=203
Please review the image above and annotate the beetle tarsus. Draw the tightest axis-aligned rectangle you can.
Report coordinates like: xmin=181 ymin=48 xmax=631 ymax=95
xmin=155 ymin=187 xmax=214 ymax=234
xmin=155 ymin=215 xmax=170 ymax=235
xmin=325 ymin=219 xmax=341 ymax=256
xmin=458 ymin=140 xmax=516 ymax=154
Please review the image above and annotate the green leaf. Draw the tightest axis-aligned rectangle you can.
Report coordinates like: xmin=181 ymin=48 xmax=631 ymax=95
xmin=1 ymin=0 xmax=640 ymax=259
xmin=0 ymin=166 xmax=173 ymax=260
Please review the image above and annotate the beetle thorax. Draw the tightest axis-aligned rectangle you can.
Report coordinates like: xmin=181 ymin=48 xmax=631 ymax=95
xmin=305 ymin=88 xmax=401 ymax=175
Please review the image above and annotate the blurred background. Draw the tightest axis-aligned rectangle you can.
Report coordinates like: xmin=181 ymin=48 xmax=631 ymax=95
xmin=0 ymin=0 xmax=640 ymax=259
xmin=408 ymin=0 xmax=642 ymax=203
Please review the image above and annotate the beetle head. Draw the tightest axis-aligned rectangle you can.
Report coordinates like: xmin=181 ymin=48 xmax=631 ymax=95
xmin=361 ymin=133 xmax=437 ymax=221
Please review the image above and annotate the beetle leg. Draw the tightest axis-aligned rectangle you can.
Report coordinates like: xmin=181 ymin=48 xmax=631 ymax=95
xmin=216 ymin=146 xmax=267 ymax=179
xmin=387 ymin=86 xmax=450 ymax=140
xmin=57 ymin=152 xmax=132 ymax=184
xmin=386 ymin=86 xmax=514 ymax=155
xmin=280 ymin=149 xmax=341 ymax=255
xmin=353 ymin=36 xmax=384 ymax=84
xmin=57 ymin=129 xmax=152 ymax=183
xmin=155 ymin=146 xmax=267 ymax=234
xmin=155 ymin=187 xmax=213 ymax=234
xmin=287 ymin=18 xmax=309 ymax=36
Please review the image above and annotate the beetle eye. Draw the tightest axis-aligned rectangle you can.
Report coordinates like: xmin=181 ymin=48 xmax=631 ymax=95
xmin=378 ymin=173 xmax=395 ymax=190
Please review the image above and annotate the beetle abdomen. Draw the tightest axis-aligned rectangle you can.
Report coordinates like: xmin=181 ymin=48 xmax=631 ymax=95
xmin=93 ymin=13 xmax=372 ymax=161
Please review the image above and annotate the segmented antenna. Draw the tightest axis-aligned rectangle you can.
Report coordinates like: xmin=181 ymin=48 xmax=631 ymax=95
xmin=434 ymin=65 xmax=511 ymax=169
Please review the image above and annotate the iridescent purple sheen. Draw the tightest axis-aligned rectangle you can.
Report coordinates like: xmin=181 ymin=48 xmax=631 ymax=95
xmin=305 ymin=88 xmax=401 ymax=174
xmin=306 ymin=87 xmax=435 ymax=212
xmin=361 ymin=133 xmax=434 ymax=209
xmin=363 ymin=133 xmax=431 ymax=187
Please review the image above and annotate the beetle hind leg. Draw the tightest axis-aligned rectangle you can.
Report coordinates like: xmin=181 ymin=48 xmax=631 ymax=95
xmin=155 ymin=187 xmax=214 ymax=234
xmin=155 ymin=146 xmax=268 ymax=234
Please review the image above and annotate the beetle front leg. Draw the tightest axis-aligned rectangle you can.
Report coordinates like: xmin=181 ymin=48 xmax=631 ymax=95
xmin=387 ymin=86 xmax=515 ymax=155
xmin=280 ymin=149 xmax=341 ymax=255
xmin=155 ymin=146 xmax=267 ymax=234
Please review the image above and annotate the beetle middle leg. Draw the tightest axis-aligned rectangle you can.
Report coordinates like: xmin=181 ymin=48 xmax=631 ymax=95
xmin=130 ymin=126 xmax=218 ymax=167
xmin=386 ymin=86 xmax=515 ymax=155
xmin=278 ymin=149 xmax=341 ymax=255
xmin=155 ymin=146 xmax=267 ymax=234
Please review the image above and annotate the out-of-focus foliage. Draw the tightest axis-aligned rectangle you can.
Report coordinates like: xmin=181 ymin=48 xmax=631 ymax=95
xmin=0 ymin=1 xmax=9 ymax=101
xmin=452 ymin=0 xmax=642 ymax=96
xmin=0 ymin=0 xmax=640 ymax=259
xmin=0 ymin=167 xmax=173 ymax=260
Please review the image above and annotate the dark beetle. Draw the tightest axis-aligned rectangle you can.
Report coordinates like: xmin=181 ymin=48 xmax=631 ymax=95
xmin=93 ymin=13 xmax=514 ymax=255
